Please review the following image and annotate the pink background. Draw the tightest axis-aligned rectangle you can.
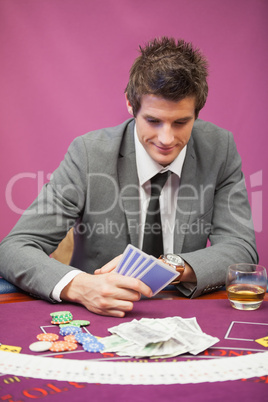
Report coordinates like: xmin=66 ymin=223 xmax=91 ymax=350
xmin=0 ymin=0 xmax=267 ymax=268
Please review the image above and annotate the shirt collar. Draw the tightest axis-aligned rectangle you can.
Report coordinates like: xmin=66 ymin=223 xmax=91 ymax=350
xmin=134 ymin=124 xmax=187 ymax=186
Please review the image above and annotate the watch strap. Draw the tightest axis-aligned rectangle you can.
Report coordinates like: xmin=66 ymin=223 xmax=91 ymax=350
xmin=159 ymin=256 xmax=185 ymax=285
xmin=170 ymin=265 xmax=185 ymax=285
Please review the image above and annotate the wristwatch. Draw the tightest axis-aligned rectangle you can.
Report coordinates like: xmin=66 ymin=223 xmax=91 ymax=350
xmin=159 ymin=254 xmax=185 ymax=285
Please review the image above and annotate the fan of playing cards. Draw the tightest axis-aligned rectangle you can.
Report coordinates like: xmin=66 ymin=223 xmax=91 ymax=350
xmin=115 ymin=245 xmax=179 ymax=295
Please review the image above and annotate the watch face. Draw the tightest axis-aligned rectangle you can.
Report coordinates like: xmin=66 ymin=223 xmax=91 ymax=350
xmin=166 ymin=254 xmax=183 ymax=266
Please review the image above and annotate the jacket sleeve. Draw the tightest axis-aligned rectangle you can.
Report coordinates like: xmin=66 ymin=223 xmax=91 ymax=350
xmin=178 ymin=131 xmax=258 ymax=297
xmin=0 ymin=136 xmax=88 ymax=301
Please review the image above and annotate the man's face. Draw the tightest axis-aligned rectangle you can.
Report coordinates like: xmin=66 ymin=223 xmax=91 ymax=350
xmin=126 ymin=94 xmax=196 ymax=166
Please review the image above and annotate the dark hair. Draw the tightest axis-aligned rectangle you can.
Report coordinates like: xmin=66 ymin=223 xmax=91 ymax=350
xmin=125 ymin=37 xmax=209 ymax=118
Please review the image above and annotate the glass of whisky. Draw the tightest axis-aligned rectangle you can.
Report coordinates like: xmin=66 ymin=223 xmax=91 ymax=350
xmin=226 ymin=264 xmax=267 ymax=310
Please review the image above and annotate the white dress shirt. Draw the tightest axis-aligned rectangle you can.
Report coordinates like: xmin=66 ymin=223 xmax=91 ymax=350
xmin=51 ymin=124 xmax=187 ymax=301
xmin=134 ymin=126 xmax=186 ymax=253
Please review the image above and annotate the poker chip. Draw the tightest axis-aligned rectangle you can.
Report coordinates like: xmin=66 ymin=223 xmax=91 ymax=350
xmin=70 ymin=320 xmax=90 ymax=327
xmin=82 ymin=340 xmax=105 ymax=353
xmin=50 ymin=310 xmax=72 ymax=318
xmin=51 ymin=319 xmax=71 ymax=325
xmin=59 ymin=326 xmax=82 ymax=336
xmin=29 ymin=341 xmax=52 ymax=352
xmin=59 ymin=322 xmax=80 ymax=328
xmin=50 ymin=311 xmax=73 ymax=324
xmin=64 ymin=335 xmax=78 ymax=343
xmin=75 ymin=332 xmax=97 ymax=344
xmin=37 ymin=333 xmax=59 ymax=342
xmin=49 ymin=341 xmax=78 ymax=352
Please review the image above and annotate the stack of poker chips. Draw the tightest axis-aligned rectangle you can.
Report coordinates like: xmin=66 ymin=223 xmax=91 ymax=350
xmin=29 ymin=310 xmax=104 ymax=353
xmin=75 ymin=332 xmax=104 ymax=353
xmin=50 ymin=311 xmax=73 ymax=324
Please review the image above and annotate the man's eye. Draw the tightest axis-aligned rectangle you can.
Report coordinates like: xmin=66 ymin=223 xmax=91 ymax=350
xmin=147 ymin=119 xmax=160 ymax=124
xmin=174 ymin=121 xmax=186 ymax=125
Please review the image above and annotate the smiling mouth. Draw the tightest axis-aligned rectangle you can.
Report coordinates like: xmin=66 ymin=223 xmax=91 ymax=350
xmin=154 ymin=144 xmax=176 ymax=153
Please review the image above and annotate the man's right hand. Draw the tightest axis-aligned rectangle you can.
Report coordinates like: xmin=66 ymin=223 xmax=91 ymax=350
xmin=60 ymin=257 xmax=152 ymax=317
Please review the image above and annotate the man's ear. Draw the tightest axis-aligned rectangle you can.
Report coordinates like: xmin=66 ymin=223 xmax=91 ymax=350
xmin=125 ymin=93 xmax=134 ymax=116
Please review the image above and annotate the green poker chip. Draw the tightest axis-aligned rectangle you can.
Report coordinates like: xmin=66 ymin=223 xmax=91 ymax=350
xmin=50 ymin=311 xmax=72 ymax=317
xmin=70 ymin=320 xmax=90 ymax=327
xmin=59 ymin=322 xmax=80 ymax=328
xmin=50 ymin=311 xmax=73 ymax=324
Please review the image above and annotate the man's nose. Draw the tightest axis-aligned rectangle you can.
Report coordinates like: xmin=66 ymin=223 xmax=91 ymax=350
xmin=158 ymin=125 xmax=174 ymax=145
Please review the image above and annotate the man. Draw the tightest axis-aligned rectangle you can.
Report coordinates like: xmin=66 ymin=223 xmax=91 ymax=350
xmin=0 ymin=37 xmax=258 ymax=317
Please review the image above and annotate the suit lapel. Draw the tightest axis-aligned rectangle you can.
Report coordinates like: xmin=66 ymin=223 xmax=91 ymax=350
xmin=117 ymin=120 xmax=198 ymax=252
xmin=174 ymin=136 xmax=197 ymax=254
xmin=117 ymin=120 xmax=140 ymax=247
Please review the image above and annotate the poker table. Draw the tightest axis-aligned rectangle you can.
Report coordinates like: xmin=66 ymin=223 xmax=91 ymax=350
xmin=0 ymin=291 xmax=267 ymax=401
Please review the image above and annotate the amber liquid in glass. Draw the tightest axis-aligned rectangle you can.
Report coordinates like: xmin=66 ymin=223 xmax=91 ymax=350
xmin=227 ymin=284 xmax=265 ymax=310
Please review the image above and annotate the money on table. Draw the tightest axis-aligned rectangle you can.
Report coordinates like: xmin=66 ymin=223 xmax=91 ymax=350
xmin=101 ymin=317 xmax=219 ymax=358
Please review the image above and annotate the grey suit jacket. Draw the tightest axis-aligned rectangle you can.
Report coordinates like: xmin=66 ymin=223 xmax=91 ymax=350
xmin=0 ymin=118 xmax=258 ymax=300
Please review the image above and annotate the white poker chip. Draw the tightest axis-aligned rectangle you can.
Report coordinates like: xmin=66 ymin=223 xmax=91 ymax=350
xmin=29 ymin=341 xmax=53 ymax=352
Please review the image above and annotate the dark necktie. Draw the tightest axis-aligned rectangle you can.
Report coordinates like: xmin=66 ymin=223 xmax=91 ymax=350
xmin=142 ymin=171 xmax=170 ymax=257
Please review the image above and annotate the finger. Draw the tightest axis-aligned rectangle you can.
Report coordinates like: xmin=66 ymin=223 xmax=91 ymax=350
xmin=86 ymin=297 xmax=134 ymax=317
xmin=101 ymin=300 xmax=134 ymax=317
xmin=114 ymin=274 xmax=153 ymax=298
xmin=94 ymin=255 xmax=122 ymax=275
xmin=93 ymin=308 xmax=127 ymax=318
xmin=93 ymin=274 xmax=141 ymax=301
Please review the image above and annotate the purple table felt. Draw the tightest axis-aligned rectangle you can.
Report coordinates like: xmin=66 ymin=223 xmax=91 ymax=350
xmin=0 ymin=298 xmax=267 ymax=401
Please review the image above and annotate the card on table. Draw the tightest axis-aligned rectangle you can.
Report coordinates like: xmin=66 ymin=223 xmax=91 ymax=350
xmin=115 ymin=245 xmax=179 ymax=295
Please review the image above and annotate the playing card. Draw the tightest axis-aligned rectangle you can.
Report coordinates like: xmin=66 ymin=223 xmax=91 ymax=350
xmin=120 ymin=250 xmax=147 ymax=276
xmin=115 ymin=245 xmax=151 ymax=276
xmin=115 ymin=245 xmax=179 ymax=295
xmin=123 ymin=254 xmax=148 ymax=277
xmin=130 ymin=256 xmax=155 ymax=278
xmin=137 ymin=260 xmax=178 ymax=295
xmin=114 ymin=244 xmax=134 ymax=274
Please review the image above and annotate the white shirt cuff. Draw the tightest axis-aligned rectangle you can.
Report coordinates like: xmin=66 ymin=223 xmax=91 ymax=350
xmin=51 ymin=270 xmax=82 ymax=302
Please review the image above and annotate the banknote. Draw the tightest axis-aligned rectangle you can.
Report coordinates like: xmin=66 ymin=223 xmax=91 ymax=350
xmin=101 ymin=317 xmax=219 ymax=358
